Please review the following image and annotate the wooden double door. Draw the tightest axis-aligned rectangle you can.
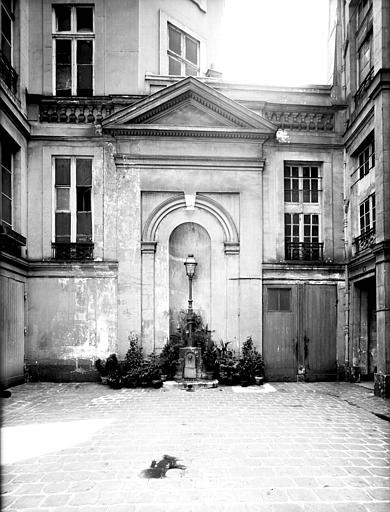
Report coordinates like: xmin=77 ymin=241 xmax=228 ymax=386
xmin=263 ymin=283 xmax=337 ymax=381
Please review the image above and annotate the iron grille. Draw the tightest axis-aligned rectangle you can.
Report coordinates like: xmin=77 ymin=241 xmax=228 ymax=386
xmin=51 ymin=243 xmax=94 ymax=261
xmin=353 ymin=228 xmax=376 ymax=254
xmin=285 ymin=242 xmax=324 ymax=261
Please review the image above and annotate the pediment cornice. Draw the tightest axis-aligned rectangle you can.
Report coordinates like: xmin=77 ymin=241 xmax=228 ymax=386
xmin=102 ymin=76 xmax=277 ymax=138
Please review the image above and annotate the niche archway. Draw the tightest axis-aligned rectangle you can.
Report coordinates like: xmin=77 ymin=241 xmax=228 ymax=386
xmin=169 ymin=222 xmax=211 ymax=334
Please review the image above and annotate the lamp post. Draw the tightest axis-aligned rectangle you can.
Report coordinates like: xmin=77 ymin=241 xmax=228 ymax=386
xmin=184 ymin=254 xmax=197 ymax=347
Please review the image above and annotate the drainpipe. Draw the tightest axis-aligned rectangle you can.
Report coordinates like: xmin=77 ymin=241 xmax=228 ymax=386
xmin=343 ymin=150 xmax=350 ymax=378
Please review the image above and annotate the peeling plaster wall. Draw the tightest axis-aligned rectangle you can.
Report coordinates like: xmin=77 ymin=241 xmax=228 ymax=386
xmin=27 ymin=272 xmax=117 ymax=379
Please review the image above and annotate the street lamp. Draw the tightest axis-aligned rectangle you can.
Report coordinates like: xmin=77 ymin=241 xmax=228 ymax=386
xmin=184 ymin=254 xmax=197 ymax=346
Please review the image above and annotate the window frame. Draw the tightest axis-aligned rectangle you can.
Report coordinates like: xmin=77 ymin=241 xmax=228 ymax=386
xmin=52 ymin=156 xmax=94 ymax=244
xmin=1 ymin=140 xmax=13 ymax=228
xmin=159 ymin=11 xmax=206 ymax=76
xmin=284 ymin=213 xmax=320 ymax=246
xmin=284 ymin=163 xmax=321 ymax=204
xmin=52 ymin=5 xmax=95 ymax=96
xmin=167 ymin=22 xmax=200 ymax=76
xmin=356 ymin=135 xmax=375 ymax=180
xmin=359 ymin=193 xmax=375 ymax=235
xmin=1 ymin=0 xmax=14 ymax=65
xmin=357 ymin=31 xmax=372 ymax=86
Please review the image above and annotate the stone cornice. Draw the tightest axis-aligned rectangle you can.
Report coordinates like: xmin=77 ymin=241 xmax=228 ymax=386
xmin=105 ymin=124 xmax=272 ymax=139
xmin=27 ymin=260 xmax=119 ymax=278
xmin=114 ymin=154 xmax=265 ymax=171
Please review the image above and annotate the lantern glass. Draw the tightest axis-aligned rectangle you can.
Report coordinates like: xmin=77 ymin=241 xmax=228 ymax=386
xmin=184 ymin=254 xmax=197 ymax=277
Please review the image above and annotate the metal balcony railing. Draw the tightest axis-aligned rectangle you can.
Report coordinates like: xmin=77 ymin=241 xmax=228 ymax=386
xmin=353 ymin=228 xmax=376 ymax=254
xmin=51 ymin=242 xmax=94 ymax=261
xmin=285 ymin=242 xmax=324 ymax=262
xmin=354 ymin=67 xmax=374 ymax=106
xmin=0 ymin=51 xmax=18 ymax=94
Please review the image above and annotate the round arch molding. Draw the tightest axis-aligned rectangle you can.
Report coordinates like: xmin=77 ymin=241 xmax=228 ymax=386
xmin=141 ymin=193 xmax=239 ymax=254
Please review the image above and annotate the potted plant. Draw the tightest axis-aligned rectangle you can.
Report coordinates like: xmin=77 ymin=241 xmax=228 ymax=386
xmin=237 ymin=337 xmax=265 ymax=387
xmin=202 ymin=340 xmax=218 ymax=379
xmin=122 ymin=334 xmax=144 ymax=388
xmin=159 ymin=334 xmax=184 ymax=379
xmin=95 ymin=353 xmax=122 ymax=388
xmin=216 ymin=341 xmax=239 ymax=385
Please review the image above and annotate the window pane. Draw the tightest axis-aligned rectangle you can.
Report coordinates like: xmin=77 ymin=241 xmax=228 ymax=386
xmin=169 ymin=56 xmax=181 ymax=75
xmin=279 ymin=289 xmax=291 ymax=311
xmin=55 ymin=159 xmax=71 ymax=185
xmin=77 ymin=212 xmax=92 ymax=241
xmin=185 ymin=36 xmax=198 ymax=64
xmin=55 ymin=212 xmax=71 ymax=239
xmin=312 ymin=214 xmax=319 ymax=224
xmin=56 ymin=66 xmax=72 ymax=95
xmin=2 ymin=0 xmax=13 ymax=14
xmin=77 ymin=187 xmax=91 ymax=212
xmin=1 ymin=7 xmax=11 ymax=41
xmin=56 ymin=40 xmax=71 ymax=63
xmin=293 ymin=213 xmax=299 ymax=224
xmin=268 ymin=289 xmax=279 ymax=311
xmin=1 ymin=195 xmax=11 ymax=224
xmin=76 ymin=159 xmax=92 ymax=185
xmin=311 ymin=167 xmax=318 ymax=178
xmin=2 ymin=144 xmax=12 ymax=170
xmin=168 ymin=25 xmax=181 ymax=55
xmin=76 ymin=7 xmax=93 ymax=32
xmin=311 ymin=190 xmax=318 ymax=202
xmin=55 ymin=5 xmax=71 ymax=31
xmin=292 ymin=167 xmax=299 ymax=178
xmin=77 ymin=40 xmax=92 ymax=64
xmin=56 ymin=40 xmax=71 ymax=95
xmin=1 ymin=35 xmax=11 ymax=62
xmin=2 ymin=168 xmax=11 ymax=197
xmin=185 ymin=63 xmax=197 ymax=76
xmin=303 ymin=167 xmax=310 ymax=178
xmin=77 ymin=66 xmax=93 ymax=96
xmin=56 ymin=188 xmax=69 ymax=210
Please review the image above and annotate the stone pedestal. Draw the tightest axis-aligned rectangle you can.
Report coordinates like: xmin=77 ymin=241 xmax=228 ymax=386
xmin=175 ymin=347 xmax=202 ymax=380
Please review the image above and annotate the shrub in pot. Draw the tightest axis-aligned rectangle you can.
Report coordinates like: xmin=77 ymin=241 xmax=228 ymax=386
xmin=202 ymin=340 xmax=218 ymax=378
xmin=237 ymin=336 xmax=265 ymax=386
xmin=95 ymin=354 xmax=122 ymax=388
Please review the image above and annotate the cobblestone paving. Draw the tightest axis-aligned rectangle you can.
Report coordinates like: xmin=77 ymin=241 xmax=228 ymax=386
xmin=1 ymin=382 xmax=389 ymax=512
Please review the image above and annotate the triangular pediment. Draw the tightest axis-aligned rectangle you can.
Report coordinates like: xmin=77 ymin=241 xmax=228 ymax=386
xmin=102 ymin=77 xmax=277 ymax=137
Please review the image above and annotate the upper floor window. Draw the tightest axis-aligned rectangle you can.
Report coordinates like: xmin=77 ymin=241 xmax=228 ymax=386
xmin=53 ymin=5 xmax=94 ymax=96
xmin=357 ymin=136 xmax=375 ymax=179
xmin=1 ymin=0 xmax=13 ymax=63
xmin=284 ymin=164 xmax=320 ymax=203
xmin=360 ymin=194 xmax=375 ymax=234
xmin=284 ymin=162 xmax=323 ymax=261
xmin=357 ymin=32 xmax=372 ymax=86
xmin=52 ymin=156 xmax=93 ymax=260
xmin=1 ymin=137 xmax=13 ymax=228
xmin=168 ymin=23 xmax=199 ymax=76
xmin=356 ymin=0 xmax=372 ymax=30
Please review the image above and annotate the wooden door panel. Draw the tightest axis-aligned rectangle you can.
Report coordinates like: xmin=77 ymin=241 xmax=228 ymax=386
xmin=263 ymin=286 xmax=297 ymax=381
xmin=304 ymin=284 xmax=337 ymax=380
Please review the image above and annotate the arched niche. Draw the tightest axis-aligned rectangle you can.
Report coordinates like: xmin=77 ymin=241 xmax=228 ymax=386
xmin=169 ymin=222 xmax=211 ymax=334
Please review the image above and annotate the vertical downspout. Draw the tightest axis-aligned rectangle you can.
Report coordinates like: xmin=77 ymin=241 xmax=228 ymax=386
xmin=343 ymin=149 xmax=350 ymax=374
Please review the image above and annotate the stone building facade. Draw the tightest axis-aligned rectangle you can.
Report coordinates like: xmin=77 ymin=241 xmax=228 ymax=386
xmin=337 ymin=0 xmax=390 ymax=397
xmin=0 ymin=0 xmax=388 ymax=395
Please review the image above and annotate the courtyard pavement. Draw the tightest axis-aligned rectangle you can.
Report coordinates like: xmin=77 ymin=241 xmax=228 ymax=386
xmin=1 ymin=381 xmax=390 ymax=512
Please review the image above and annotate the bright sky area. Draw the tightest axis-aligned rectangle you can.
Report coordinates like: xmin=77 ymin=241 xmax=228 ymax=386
xmin=219 ymin=0 xmax=330 ymax=86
